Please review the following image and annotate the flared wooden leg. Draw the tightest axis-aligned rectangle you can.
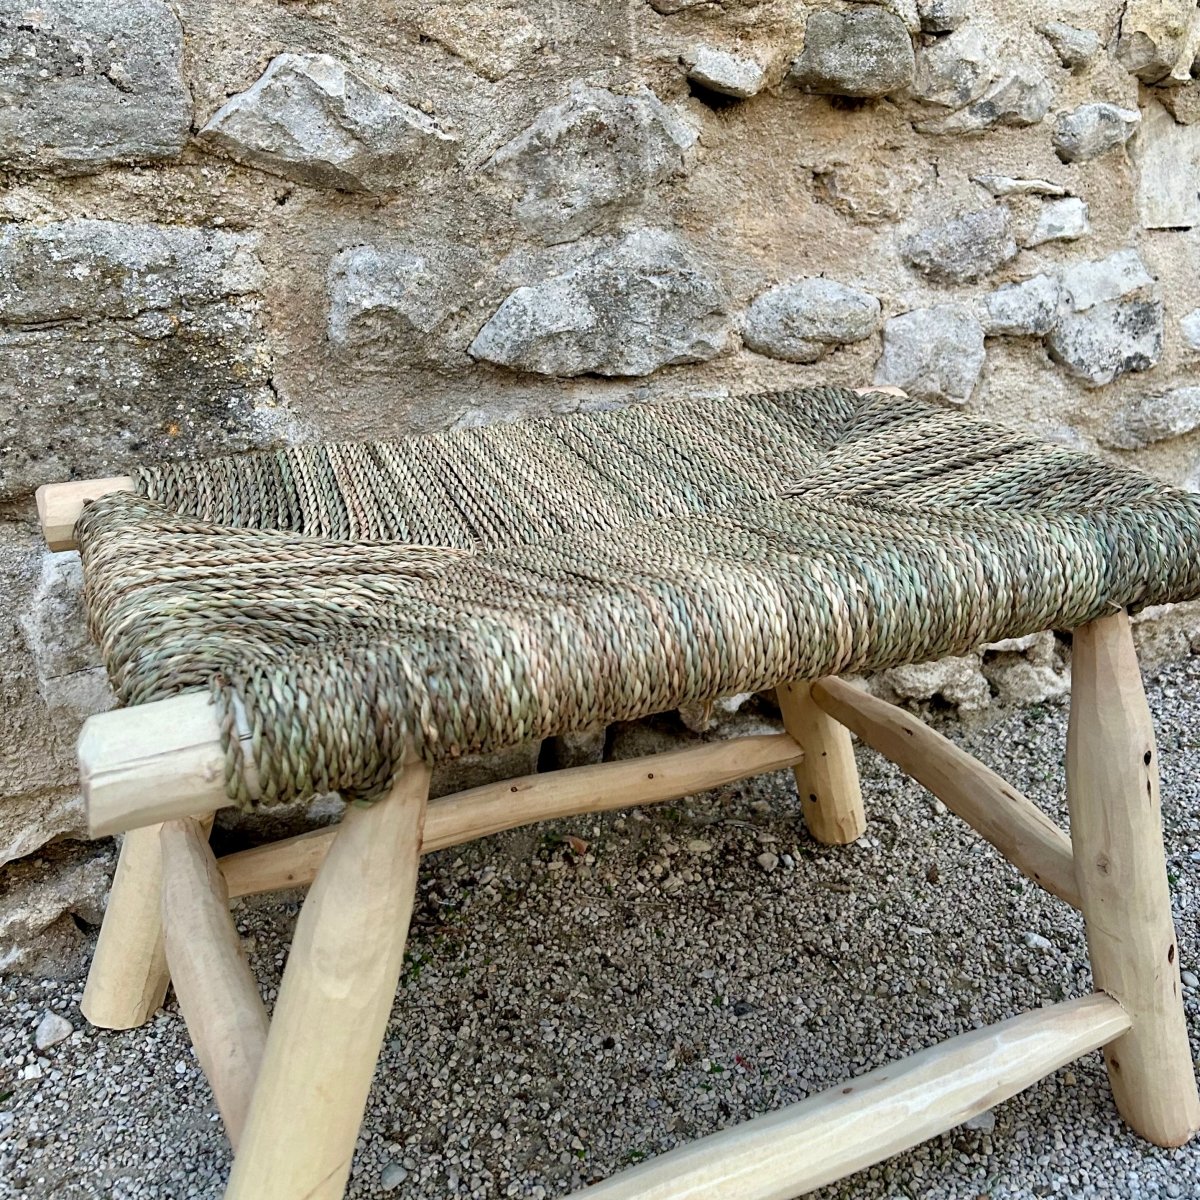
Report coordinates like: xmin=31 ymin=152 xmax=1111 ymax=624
xmin=224 ymin=760 xmax=431 ymax=1200
xmin=82 ymin=823 xmax=171 ymax=1029
xmin=777 ymin=679 xmax=866 ymax=844
xmin=1067 ymin=609 xmax=1200 ymax=1147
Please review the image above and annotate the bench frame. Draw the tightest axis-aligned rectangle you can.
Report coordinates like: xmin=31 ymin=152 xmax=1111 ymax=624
xmin=36 ymin=477 xmax=1200 ymax=1199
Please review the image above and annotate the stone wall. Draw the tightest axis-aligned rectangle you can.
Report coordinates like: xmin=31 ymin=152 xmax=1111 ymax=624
xmin=3 ymin=0 xmax=1200 ymax=966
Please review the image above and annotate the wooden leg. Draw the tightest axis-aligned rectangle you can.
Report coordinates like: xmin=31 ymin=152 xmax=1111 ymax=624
xmin=161 ymin=817 xmax=269 ymax=1150
xmin=777 ymin=679 xmax=866 ymax=844
xmin=224 ymin=760 xmax=431 ymax=1200
xmin=1067 ymin=609 xmax=1200 ymax=1147
xmin=82 ymin=823 xmax=171 ymax=1029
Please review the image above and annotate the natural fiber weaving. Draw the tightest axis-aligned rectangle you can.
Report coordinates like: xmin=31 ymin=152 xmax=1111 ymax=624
xmin=75 ymin=386 xmax=1200 ymax=809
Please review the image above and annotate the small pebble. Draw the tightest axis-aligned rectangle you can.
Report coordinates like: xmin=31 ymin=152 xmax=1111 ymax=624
xmin=1023 ymin=932 xmax=1054 ymax=952
xmin=33 ymin=1011 xmax=73 ymax=1052
xmin=380 ymin=1162 xmax=409 ymax=1190
xmin=756 ymin=851 xmax=779 ymax=873
xmin=963 ymin=1109 xmax=996 ymax=1133
xmin=1182 ymin=970 xmax=1199 ymax=989
xmin=686 ymin=839 xmax=712 ymax=854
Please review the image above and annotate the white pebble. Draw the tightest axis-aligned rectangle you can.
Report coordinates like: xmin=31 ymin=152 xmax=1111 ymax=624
xmin=34 ymin=1011 xmax=73 ymax=1052
xmin=1181 ymin=970 xmax=1199 ymax=989
xmin=756 ymin=852 xmax=779 ymax=873
xmin=1023 ymin=932 xmax=1054 ymax=952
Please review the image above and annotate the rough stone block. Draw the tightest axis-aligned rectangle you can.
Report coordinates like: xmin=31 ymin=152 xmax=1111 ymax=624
xmin=874 ymin=304 xmax=985 ymax=405
xmin=1046 ymin=299 xmax=1164 ymax=387
xmin=0 ymin=219 xmax=276 ymax=501
xmin=1060 ymin=249 xmax=1155 ymax=312
xmin=1040 ymin=22 xmax=1101 ymax=70
xmin=1102 ymin=387 xmax=1200 ymax=449
xmin=487 ymin=86 xmax=695 ymax=245
xmin=200 ymin=54 xmax=456 ymax=193
xmin=982 ymin=275 xmax=1062 ymax=337
xmin=419 ymin=2 xmax=546 ymax=82
xmin=789 ymin=8 xmax=915 ymax=98
xmin=917 ymin=0 xmax=968 ymax=33
xmin=0 ymin=840 xmax=114 ymax=977
xmin=1181 ymin=308 xmax=1200 ymax=350
xmin=327 ymin=242 xmax=482 ymax=363
xmin=916 ymin=66 xmax=1053 ymax=134
xmin=742 ymin=277 xmax=881 ymax=363
xmin=901 ymin=205 xmax=1017 ymax=283
xmin=469 ymin=229 xmax=731 ymax=377
xmin=0 ymin=0 xmax=188 ymax=173
xmin=1053 ymin=103 xmax=1140 ymax=163
xmin=1132 ymin=100 xmax=1200 ymax=229
xmin=912 ymin=27 xmax=994 ymax=110
xmin=1025 ymin=197 xmax=1090 ymax=247
xmin=685 ymin=46 xmax=767 ymax=99
xmin=1116 ymin=0 xmax=1199 ymax=83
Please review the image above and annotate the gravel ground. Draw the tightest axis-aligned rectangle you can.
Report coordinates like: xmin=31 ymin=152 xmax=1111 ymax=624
xmin=4 ymin=657 xmax=1200 ymax=1200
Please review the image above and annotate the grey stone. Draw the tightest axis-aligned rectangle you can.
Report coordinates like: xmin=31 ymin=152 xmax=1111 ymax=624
xmin=1102 ymin=387 xmax=1200 ymax=450
xmin=917 ymin=0 xmax=968 ymax=33
xmin=972 ymin=175 xmax=1068 ymax=198
xmin=875 ymin=655 xmax=991 ymax=713
xmin=380 ymin=1162 xmax=410 ymax=1191
xmin=419 ymin=2 xmax=545 ymax=82
xmin=916 ymin=66 xmax=1053 ymax=133
xmin=1025 ymin=197 xmax=1090 ymax=247
xmin=983 ymin=275 xmax=1062 ymax=337
xmin=1060 ymin=250 xmax=1155 ymax=312
xmin=488 ymin=86 xmax=695 ymax=245
xmin=756 ymin=851 xmax=779 ymax=873
xmin=685 ymin=46 xmax=767 ymax=99
xmin=1182 ymin=970 xmax=1200 ymax=989
xmin=327 ymin=243 xmax=481 ymax=362
xmin=0 ymin=841 xmax=113 ymax=977
xmin=1046 ymin=299 xmax=1164 ymax=387
xmin=200 ymin=54 xmax=455 ymax=194
xmin=1181 ymin=308 xmax=1200 ymax=350
xmin=469 ymin=229 xmax=731 ymax=377
xmin=874 ymin=304 xmax=985 ymax=405
xmin=901 ymin=206 xmax=1017 ymax=283
xmin=34 ymin=1011 xmax=73 ymax=1051
xmin=1160 ymin=82 xmax=1200 ymax=125
xmin=18 ymin=553 xmax=115 ymax=745
xmin=1132 ymin=101 xmax=1200 ymax=230
xmin=742 ymin=277 xmax=881 ymax=363
xmin=0 ymin=219 xmax=276 ymax=502
xmin=1040 ymin=22 xmax=1101 ymax=70
xmin=788 ymin=8 xmax=915 ymax=98
xmin=1116 ymin=0 xmax=1197 ymax=83
xmin=963 ymin=1109 xmax=997 ymax=1133
xmin=0 ymin=0 xmax=188 ymax=173
xmin=912 ymin=27 xmax=994 ymax=110
xmin=1052 ymin=103 xmax=1140 ymax=163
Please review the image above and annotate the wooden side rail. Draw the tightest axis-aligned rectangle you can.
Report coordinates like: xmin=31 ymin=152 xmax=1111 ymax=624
xmin=79 ymin=690 xmax=805 ymax=842
xmin=218 ymin=730 xmax=804 ymax=897
xmin=36 ymin=476 xmax=135 ymax=551
xmin=571 ymin=994 xmax=1129 ymax=1199
xmin=811 ymin=677 xmax=1081 ymax=909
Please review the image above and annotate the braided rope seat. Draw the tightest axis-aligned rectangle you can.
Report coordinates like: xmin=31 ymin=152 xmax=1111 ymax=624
xmin=46 ymin=383 xmax=1200 ymax=1197
xmin=77 ymin=385 xmax=1200 ymax=811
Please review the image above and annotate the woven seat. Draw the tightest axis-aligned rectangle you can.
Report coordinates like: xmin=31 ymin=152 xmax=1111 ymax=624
xmin=76 ymin=385 xmax=1200 ymax=810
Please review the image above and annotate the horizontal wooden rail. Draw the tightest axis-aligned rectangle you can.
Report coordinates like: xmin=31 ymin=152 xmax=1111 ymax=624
xmin=811 ymin=677 xmax=1081 ymax=909
xmin=36 ymin=476 xmax=135 ymax=551
xmin=78 ymin=689 xmax=804 ymax=846
xmin=219 ymin=731 xmax=807 ymax=898
xmin=571 ymin=993 xmax=1128 ymax=1200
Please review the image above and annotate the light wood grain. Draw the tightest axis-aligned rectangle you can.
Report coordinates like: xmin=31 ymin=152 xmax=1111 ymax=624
xmin=160 ymin=817 xmax=268 ymax=1150
xmin=224 ymin=761 xmax=430 ymax=1200
xmin=776 ymin=679 xmax=866 ymax=844
xmin=36 ymin=476 xmax=135 ymax=551
xmin=217 ymin=733 xmax=805 ymax=898
xmin=571 ymin=994 xmax=1129 ymax=1200
xmin=1067 ymin=610 xmax=1200 ymax=1147
xmin=81 ymin=823 xmax=172 ymax=1030
xmin=80 ymin=692 xmax=256 ymax=836
xmin=812 ymin=676 xmax=1080 ymax=908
